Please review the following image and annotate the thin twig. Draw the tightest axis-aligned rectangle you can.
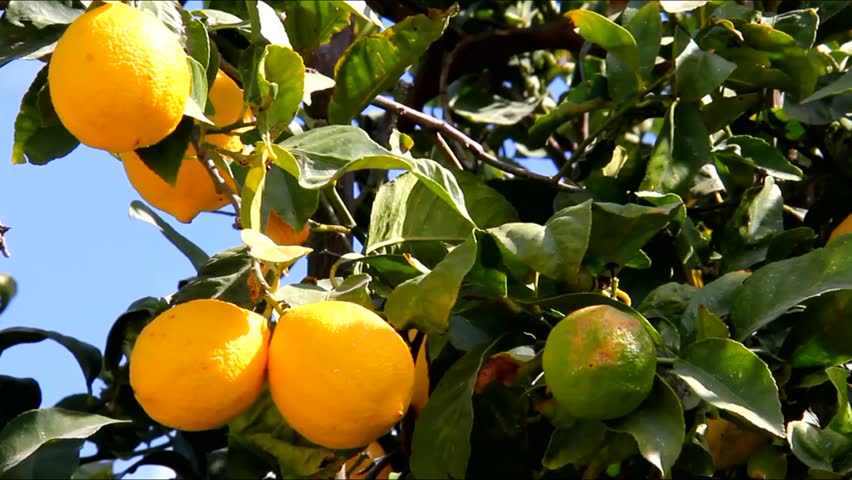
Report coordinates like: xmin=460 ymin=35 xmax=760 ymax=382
xmin=192 ymin=128 xmax=242 ymax=225
xmin=371 ymin=96 xmax=583 ymax=191
xmin=0 ymin=221 xmax=10 ymax=258
xmin=434 ymin=132 xmax=464 ymax=170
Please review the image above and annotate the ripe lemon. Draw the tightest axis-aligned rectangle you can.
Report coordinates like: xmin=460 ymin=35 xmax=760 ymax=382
xmin=409 ymin=330 xmax=429 ymax=414
xmin=129 ymin=299 xmax=270 ymax=431
xmin=268 ymin=301 xmax=415 ymax=449
xmin=543 ymin=305 xmax=656 ymax=420
xmin=344 ymin=441 xmax=393 ymax=479
xmin=828 ymin=214 xmax=852 ymax=243
xmin=704 ymin=417 xmax=769 ymax=469
xmin=266 ymin=211 xmax=311 ymax=246
xmin=119 ymin=70 xmax=245 ymax=223
xmin=48 ymin=2 xmax=190 ymax=152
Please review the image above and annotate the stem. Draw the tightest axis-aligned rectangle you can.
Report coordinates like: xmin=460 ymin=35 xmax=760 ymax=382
xmin=323 ymin=186 xmax=357 ymax=229
xmin=434 ymin=132 xmax=464 ymax=170
xmin=205 ymin=120 xmax=256 ymax=135
xmin=371 ymin=95 xmax=583 ymax=191
xmin=0 ymin=220 xmax=10 ymax=257
xmin=246 ymin=0 xmax=262 ymax=42
xmin=192 ymin=128 xmax=242 ymax=224
xmin=308 ymin=220 xmax=351 ymax=235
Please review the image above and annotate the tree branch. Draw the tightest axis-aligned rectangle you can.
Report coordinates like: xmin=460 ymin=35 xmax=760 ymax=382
xmin=434 ymin=132 xmax=464 ymax=170
xmin=372 ymin=96 xmax=582 ymax=191
xmin=191 ymin=128 xmax=242 ymax=226
xmin=0 ymin=221 xmax=10 ymax=258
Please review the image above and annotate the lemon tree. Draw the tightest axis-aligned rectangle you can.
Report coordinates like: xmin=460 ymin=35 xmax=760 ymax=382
xmin=1 ymin=1 xmax=852 ymax=479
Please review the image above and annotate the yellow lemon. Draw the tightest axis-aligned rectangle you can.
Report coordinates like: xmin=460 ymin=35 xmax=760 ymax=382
xmin=829 ymin=214 xmax=852 ymax=244
xmin=129 ymin=299 xmax=270 ymax=431
xmin=48 ymin=2 xmax=190 ymax=152
xmin=265 ymin=210 xmax=311 ymax=246
xmin=268 ymin=301 xmax=415 ymax=449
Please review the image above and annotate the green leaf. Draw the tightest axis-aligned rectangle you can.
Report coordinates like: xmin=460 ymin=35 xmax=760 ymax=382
xmin=367 ymin=171 xmax=517 ymax=252
xmin=241 ymin=229 xmax=312 ymax=266
xmin=302 ymin=72 xmax=335 ymax=106
xmin=660 ymin=1 xmax=708 ymax=13
xmin=527 ymin=75 xmax=608 ymax=147
xmin=0 ymin=408 xmax=125 ymax=475
xmin=103 ymin=297 xmax=169 ymax=375
xmin=542 ymin=420 xmax=607 ymax=469
xmin=673 ymin=338 xmax=784 ymax=438
xmin=171 ymin=246 xmax=257 ymax=309
xmin=11 ymin=65 xmax=79 ymax=165
xmin=680 ymin=271 xmax=749 ymax=340
xmin=0 ymin=376 xmax=40 ymax=427
xmin=640 ymin=101 xmax=710 ymax=198
xmin=260 ymin=164 xmax=318 ymax=231
xmin=448 ymin=80 xmax=541 ymax=125
xmin=826 ymin=367 xmax=852 ymax=435
xmin=0 ymin=328 xmax=101 ymax=395
xmin=566 ymin=10 xmax=639 ymax=72
xmin=786 ymin=291 xmax=852 ymax=369
xmin=674 ymin=28 xmax=737 ymax=102
xmin=721 ymin=177 xmax=784 ymax=271
xmin=608 ymin=377 xmax=685 ymax=478
xmin=384 ymin=234 xmax=478 ymax=334
xmin=624 ymin=1 xmax=662 ymax=80
xmin=282 ymin=1 xmax=351 ymax=51
xmin=694 ymin=306 xmax=731 ymax=341
xmin=279 ymin=125 xmax=472 ymax=222
xmin=256 ymin=44 xmax=305 ymax=138
xmin=584 ymin=200 xmax=681 ymax=274
xmin=730 ymin=234 xmax=852 ymax=340
xmin=133 ymin=116 xmax=194 ymax=186
xmin=0 ymin=1 xmax=81 ymax=68
xmin=801 ymin=69 xmax=852 ymax=104
xmin=703 ymin=93 xmax=761 ymax=134
xmin=240 ymin=162 xmax=266 ymax=231
xmin=410 ymin=334 xmax=532 ymax=479
xmin=488 ymin=201 xmax=592 ymax=282
xmin=1 ymin=439 xmax=83 ymax=480
xmin=746 ymin=444 xmax=787 ymax=480
xmin=715 ymin=135 xmax=803 ymax=181
xmin=0 ymin=275 xmax=16 ymax=316
xmin=328 ymin=11 xmax=449 ymax=124
xmin=787 ymin=420 xmax=852 ymax=473
xmin=605 ymin=52 xmax=640 ymax=102
xmin=768 ymin=8 xmax=819 ymax=49
xmin=128 ymin=201 xmax=209 ymax=272
xmin=275 ymin=274 xmax=373 ymax=311
xmin=228 ymin=388 xmax=339 ymax=478
xmin=253 ymin=0 xmax=292 ymax=47
xmin=183 ymin=56 xmax=212 ymax=124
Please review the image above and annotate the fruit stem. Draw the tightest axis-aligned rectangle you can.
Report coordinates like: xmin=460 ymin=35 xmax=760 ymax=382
xmin=308 ymin=220 xmax=352 ymax=235
xmin=323 ymin=186 xmax=357 ymax=229
xmin=193 ymin=127 xmax=243 ymax=225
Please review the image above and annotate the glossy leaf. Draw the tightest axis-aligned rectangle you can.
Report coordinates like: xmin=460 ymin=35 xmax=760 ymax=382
xmin=826 ymin=367 xmax=852 ymax=435
xmin=721 ymin=177 xmax=784 ymax=272
xmin=566 ymin=10 xmax=639 ymax=72
xmin=801 ymin=69 xmax=852 ymax=104
xmin=488 ymin=201 xmax=591 ymax=282
xmin=0 ymin=275 xmax=16 ymax=315
xmin=703 ymin=93 xmax=761 ymax=134
xmin=660 ymin=1 xmax=708 ymax=13
xmin=786 ymin=291 xmax=852 ymax=369
xmin=608 ymin=377 xmax=685 ymax=478
xmin=171 ymin=246 xmax=257 ymax=309
xmin=103 ymin=297 xmax=169 ymax=375
xmin=1 ymin=439 xmax=83 ymax=480
xmin=0 ymin=376 xmax=40 ymax=427
xmin=680 ymin=271 xmax=749 ymax=340
xmin=0 ymin=328 xmax=101 ymax=395
xmin=786 ymin=420 xmax=852 ymax=473
xmin=673 ymin=338 xmax=784 ymax=438
xmin=183 ymin=56 xmax=211 ymax=124
xmin=730 ymin=234 xmax=852 ymax=340
xmin=584 ymin=200 xmax=681 ymax=274
xmin=714 ymin=135 xmax=803 ymax=181
xmin=260 ymin=164 xmax=319 ymax=231
xmin=384 ymin=235 xmax=477 ymax=334
xmin=0 ymin=1 xmax=81 ymax=68
xmin=256 ymin=45 xmax=305 ymax=138
xmin=128 ymin=201 xmax=209 ymax=272
xmin=279 ymin=125 xmax=472 ymax=222
xmin=11 ymin=65 xmax=79 ymax=165
xmin=134 ymin=116 xmax=194 ymax=186
xmin=253 ymin=0 xmax=292 ymax=47
xmin=674 ymin=28 xmax=737 ymax=102
xmin=542 ymin=420 xmax=607 ymax=469
xmin=328 ymin=11 xmax=449 ymax=124
xmin=411 ymin=334 xmax=532 ymax=479
xmin=367 ymin=171 xmax=516 ymax=252
xmin=282 ymin=1 xmax=351 ymax=51
xmin=640 ymin=101 xmax=710 ymax=198
xmin=624 ymin=1 xmax=662 ymax=80
xmin=768 ymin=8 xmax=819 ymax=49
xmin=240 ymin=162 xmax=266 ymax=230
xmin=241 ymin=229 xmax=312 ymax=266
xmin=0 ymin=408 xmax=125 ymax=475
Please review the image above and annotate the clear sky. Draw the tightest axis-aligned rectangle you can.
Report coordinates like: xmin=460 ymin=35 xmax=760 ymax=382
xmin=0 ymin=3 xmax=565 ymax=476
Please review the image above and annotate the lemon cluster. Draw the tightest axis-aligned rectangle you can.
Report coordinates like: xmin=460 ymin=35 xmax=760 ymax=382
xmin=129 ymin=299 xmax=420 ymax=450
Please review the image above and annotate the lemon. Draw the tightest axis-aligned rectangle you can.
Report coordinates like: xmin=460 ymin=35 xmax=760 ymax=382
xmin=344 ymin=441 xmax=393 ymax=479
xmin=119 ymin=70 xmax=245 ymax=223
xmin=705 ymin=417 xmax=769 ymax=469
xmin=266 ymin=211 xmax=311 ymax=246
xmin=828 ymin=214 xmax=852 ymax=244
xmin=543 ymin=305 xmax=656 ymax=420
xmin=129 ymin=299 xmax=269 ymax=431
xmin=268 ymin=301 xmax=415 ymax=449
xmin=48 ymin=2 xmax=190 ymax=152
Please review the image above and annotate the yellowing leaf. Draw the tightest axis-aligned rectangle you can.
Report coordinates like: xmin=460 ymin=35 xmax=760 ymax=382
xmin=241 ymin=229 xmax=312 ymax=266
